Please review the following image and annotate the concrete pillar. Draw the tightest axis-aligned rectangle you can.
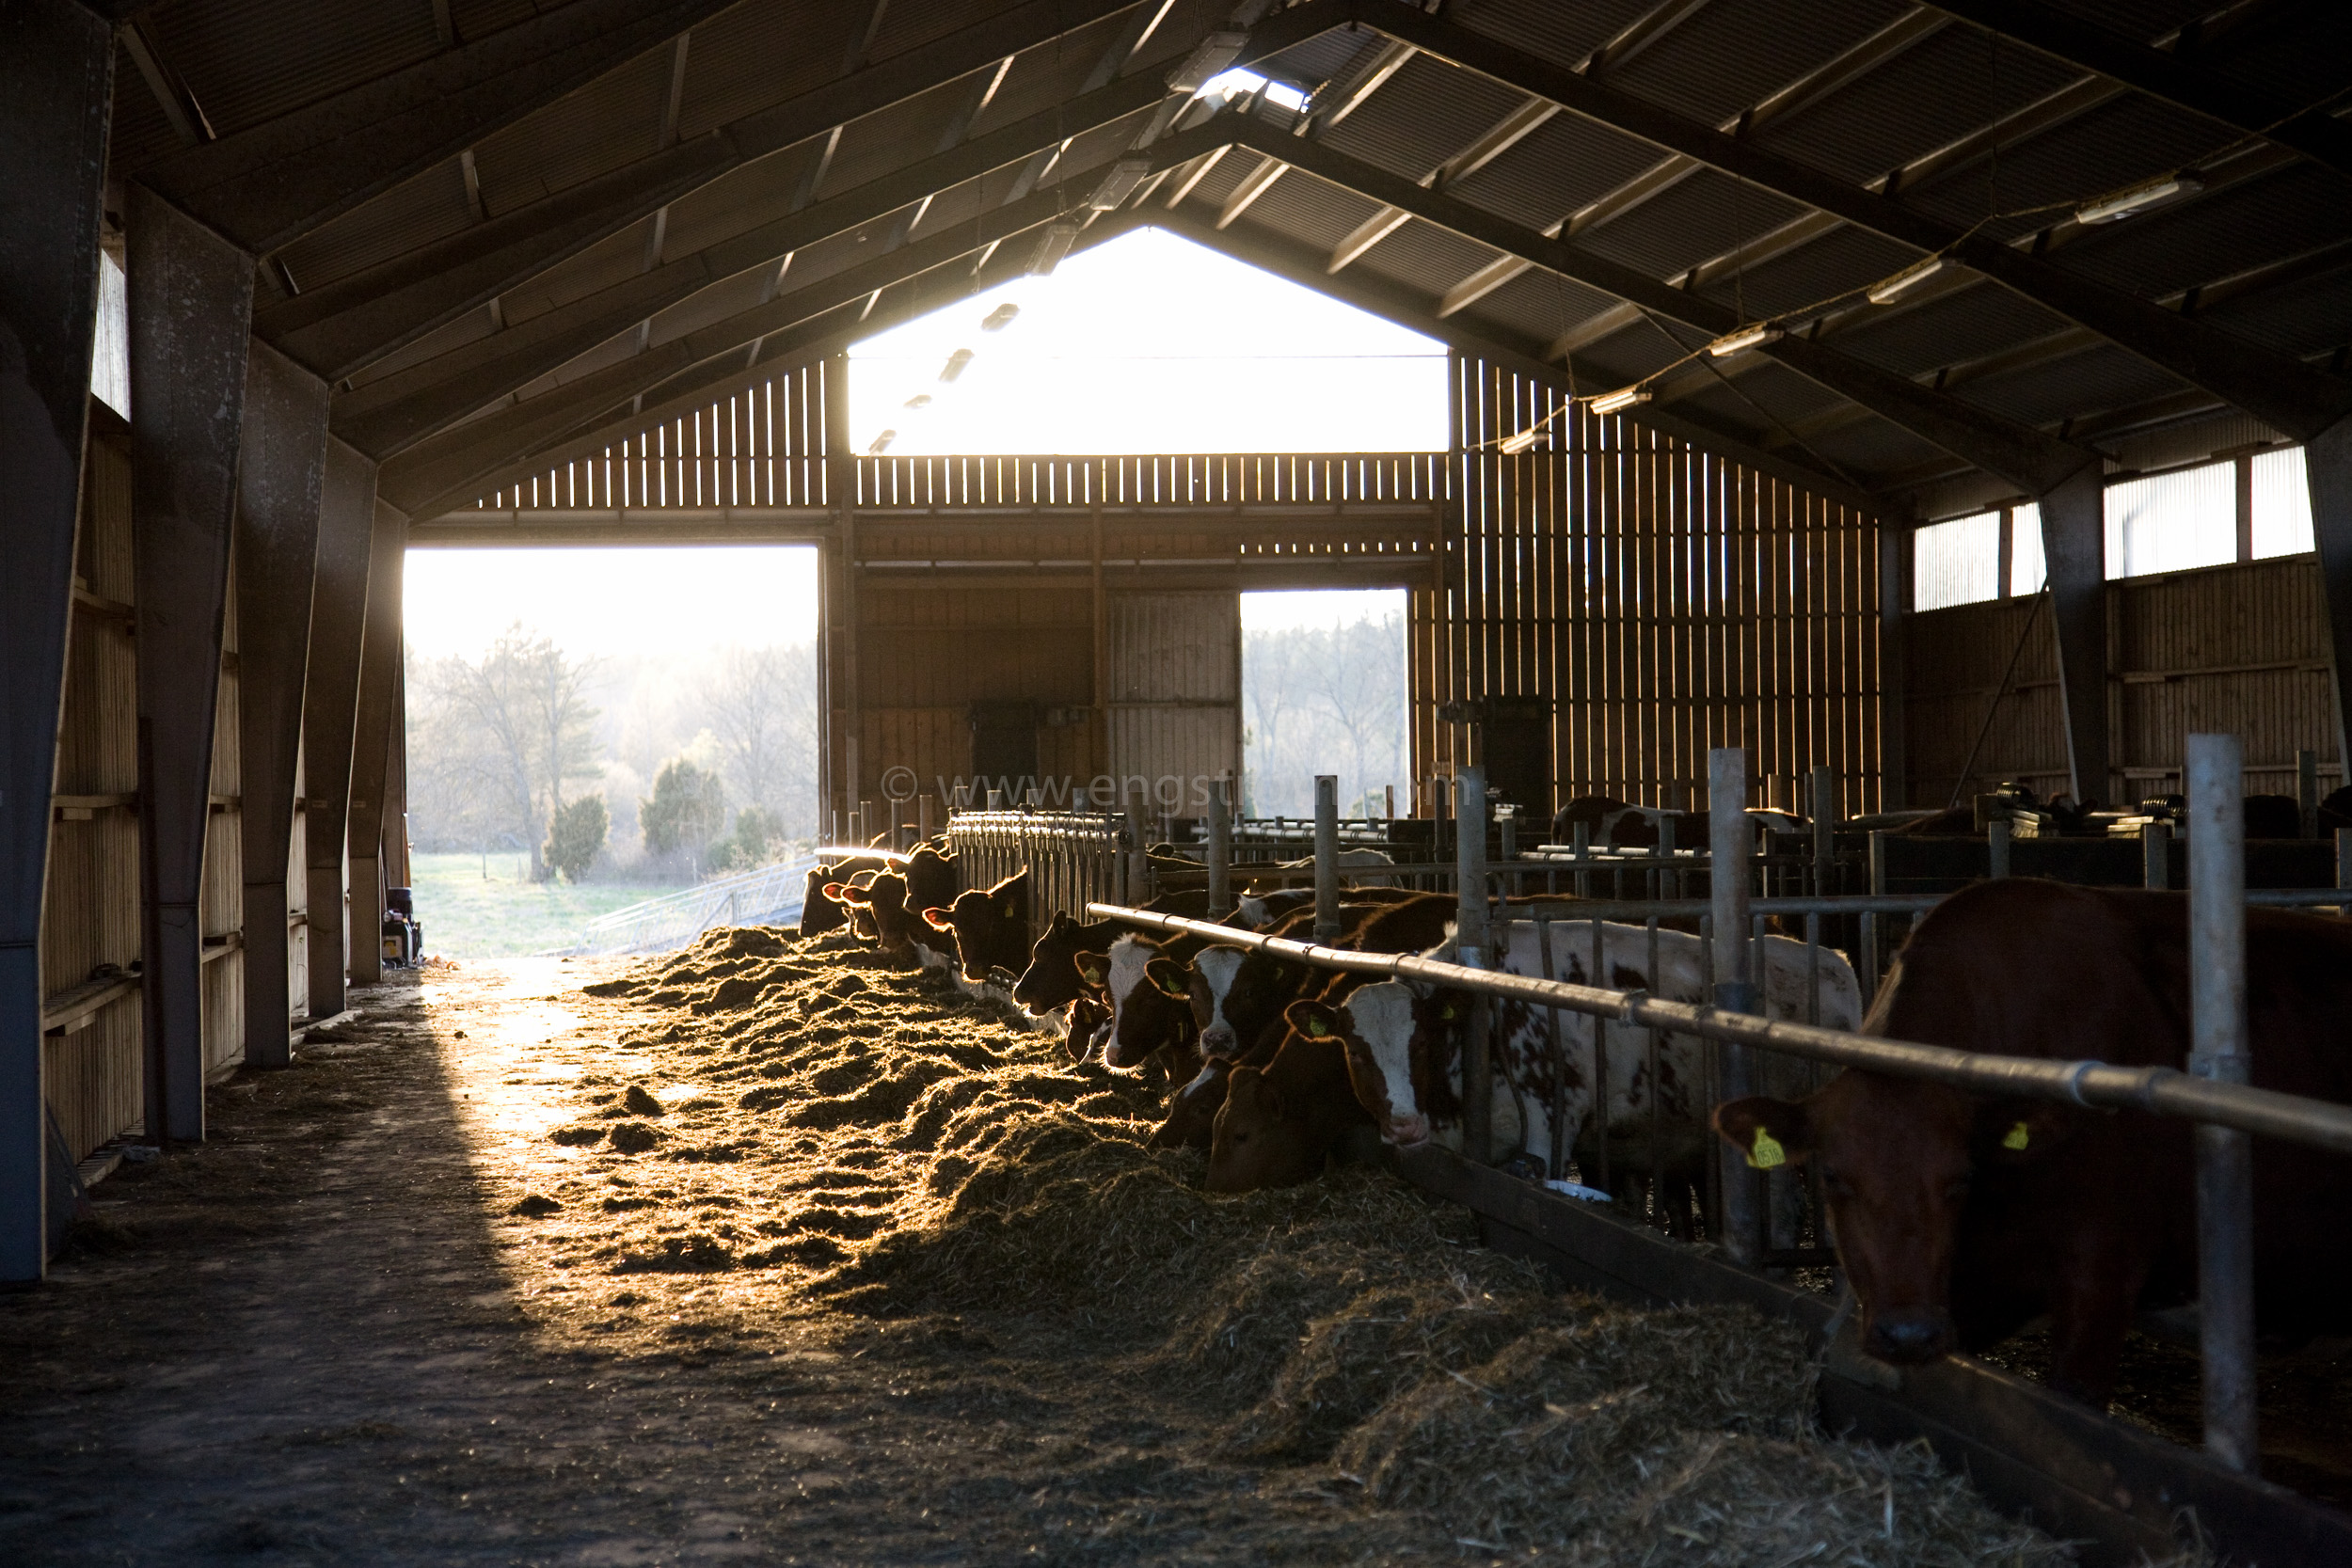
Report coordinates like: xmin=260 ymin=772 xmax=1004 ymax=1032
xmin=0 ymin=0 xmax=114 ymax=1280
xmin=129 ymin=185 xmax=256 ymax=1147
xmin=345 ymin=502 xmax=407 ymax=987
xmin=302 ymin=440 xmax=376 ymax=1020
xmin=234 ymin=342 xmax=328 ymax=1069
xmin=2036 ymin=463 xmax=2110 ymax=805
xmin=2307 ymin=418 xmax=2352 ymax=775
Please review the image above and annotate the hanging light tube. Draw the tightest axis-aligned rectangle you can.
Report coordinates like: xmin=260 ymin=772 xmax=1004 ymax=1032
xmin=1867 ymin=255 xmax=1945 ymax=305
xmin=1499 ymin=427 xmax=1545 ymax=454
xmin=2074 ymin=171 xmax=2201 ymax=226
xmin=1707 ymin=322 xmax=1783 ymax=357
xmin=1027 ymin=219 xmax=1079 ymax=277
xmin=1590 ymin=385 xmax=1651 ymax=416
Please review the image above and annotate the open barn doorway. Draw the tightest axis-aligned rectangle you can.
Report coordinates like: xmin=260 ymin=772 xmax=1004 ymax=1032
xmin=1240 ymin=589 xmax=1410 ymax=820
xmin=401 ymin=546 xmax=820 ymax=957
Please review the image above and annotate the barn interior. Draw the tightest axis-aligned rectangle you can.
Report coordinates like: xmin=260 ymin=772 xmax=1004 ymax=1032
xmin=8 ymin=0 xmax=2352 ymax=1560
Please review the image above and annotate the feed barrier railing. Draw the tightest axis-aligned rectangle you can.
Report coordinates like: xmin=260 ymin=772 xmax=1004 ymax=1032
xmin=948 ymin=810 xmax=1135 ymax=927
xmin=1096 ymin=744 xmax=2349 ymax=1482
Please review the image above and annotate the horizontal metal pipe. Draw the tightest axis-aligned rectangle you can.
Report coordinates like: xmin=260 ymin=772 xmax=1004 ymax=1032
xmin=1089 ymin=904 xmax=2352 ymax=1159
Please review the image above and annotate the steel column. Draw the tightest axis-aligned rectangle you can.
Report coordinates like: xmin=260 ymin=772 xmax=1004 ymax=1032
xmin=1454 ymin=766 xmax=1490 ymax=1164
xmin=233 ymin=341 xmax=328 ymax=1068
xmin=2185 ymin=733 xmax=2258 ymax=1474
xmin=1312 ymin=775 xmax=1341 ymax=942
xmin=344 ymin=502 xmax=408 ymax=987
xmin=129 ymin=185 xmax=256 ymax=1146
xmin=1709 ymin=748 xmax=1761 ymax=1264
xmin=2036 ymin=464 xmax=2111 ymax=804
xmin=2307 ymin=417 xmax=2352 ymax=774
xmin=302 ymin=440 xmax=377 ymax=1021
xmin=0 ymin=0 xmax=114 ymax=1280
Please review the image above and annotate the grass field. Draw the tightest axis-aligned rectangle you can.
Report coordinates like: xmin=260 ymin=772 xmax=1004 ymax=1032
xmin=406 ymin=851 xmax=683 ymax=958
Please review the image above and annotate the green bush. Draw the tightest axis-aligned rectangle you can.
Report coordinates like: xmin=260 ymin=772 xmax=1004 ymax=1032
xmin=543 ymin=793 xmax=609 ymax=882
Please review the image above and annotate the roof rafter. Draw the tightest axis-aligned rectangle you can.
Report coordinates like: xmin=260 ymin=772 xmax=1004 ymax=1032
xmin=1219 ymin=113 xmax=2100 ymax=495
xmin=1919 ymin=0 xmax=2352 ymax=178
xmin=137 ymin=0 xmax=747 ymax=255
xmin=1245 ymin=0 xmax=2352 ymax=440
xmin=254 ymin=0 xmax=1168 ymax=382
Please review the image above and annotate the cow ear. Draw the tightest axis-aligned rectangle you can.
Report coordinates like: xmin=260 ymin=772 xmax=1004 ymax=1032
xmin=922 ymin=907 xmax=954 ymax=931
xmin=1711 ymin=1097 xmax=1810 ymax=1168
xmin=1074 ymin=953 xmax=1109 ymax=987
xmin=820 ymin=882 xmax=846 ymax=900
xmin=1285 ymin=999 xmax=1340 ymax=1039
xmin=1145 ymin=958 xmax=1192 ymax=998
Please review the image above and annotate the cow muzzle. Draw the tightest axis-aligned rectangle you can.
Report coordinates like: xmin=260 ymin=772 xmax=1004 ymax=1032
xmin=1200 ymin=1025 xmax=1236 ymax=1057
xmin=1385 ymin=1113 xmax=1431 ymax=1149
xmin=1863 ymin=1307 xmax=1955 ymax=1365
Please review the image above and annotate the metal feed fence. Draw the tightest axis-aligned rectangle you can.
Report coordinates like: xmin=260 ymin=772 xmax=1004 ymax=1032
xmin=1094 ymin=749 xmax=2352 ymax=1481
xmin=948 ymin=810 xmax=1135 ymax=927
xmin=560 ymin=854 xmax=818 ymax=957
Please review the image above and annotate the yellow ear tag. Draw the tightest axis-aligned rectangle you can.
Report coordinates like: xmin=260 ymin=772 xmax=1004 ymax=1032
xmin=1306 ymin=1016 xmax=1328 ymax=1037
xmin=2002 ymin=1120 xmax=2030 ymax=1151
xmin=1748 ymin=1128 xmax=1787 ymax=1169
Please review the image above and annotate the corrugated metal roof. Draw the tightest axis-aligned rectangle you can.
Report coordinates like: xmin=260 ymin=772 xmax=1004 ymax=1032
xmin=1606 ymin=0 xmax=1913 ymax=129
xmin=140 ymin=0 xmax=440 ymax=150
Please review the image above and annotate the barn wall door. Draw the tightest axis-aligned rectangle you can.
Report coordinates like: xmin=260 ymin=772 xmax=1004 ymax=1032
xmin=1105 ymin=591 xmax=1238 ymax=817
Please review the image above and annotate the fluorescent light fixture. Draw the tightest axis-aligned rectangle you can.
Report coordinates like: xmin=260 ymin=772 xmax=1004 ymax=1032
xmin=868 ymin=429 xmax=897 ymax=453
xmin=938 ymin=348 xmax=975 ymax=383
xmin=979 ymin=302 xmax=1020 ymax=331
xmin=1707 ymin=322 xmax=1783 ymax=357
xmin=1867 ymin=255 xmax=1945 ymax=305
xmin=902 ymin=393 xmax=932 ymax=409
xmin=1026 ymin=219 xmax=1078 ymax=277
xmin=1086 ymin=156 xmax=1152 ymax=212
xmin=1499 ymin=427 xmax=1546 ymax=454
xmin=1590 ymin=386 xmax=1650 ymax=416
xmin=2074 ymin=172 xmax=2202 ymax=225
xmin=1196 ymin=67 xmax=1308 ymax=112
xmin=1167 ymin=30 xmax=1248 ymax=94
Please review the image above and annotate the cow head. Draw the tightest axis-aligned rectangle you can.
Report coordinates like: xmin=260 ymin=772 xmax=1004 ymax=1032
xmin=835 ymin=871 xmax=929 ymax=966
xmin=1711 ymin=1074 xmax=2070 ymax=1368
xmin=923 ymin=868 xmax=1033 ymax=981
xmin=1014 ymin=911 xmax=1110 ymax=1015
xmin=799 ymin=865 xmax=850 ymax=936
xmin=1101 ymin=935 xmax=1192 ymax=1069
xmin=1205 ymin=1066 xmax=1323 ymax=1192
xmin=1296 ymin=985 xmax=1463 ymax=1148
xmin=1184 ymin=945 xmax=1312 ymax=1060
xmin=903 ymin=843 xmax=959 ymax=913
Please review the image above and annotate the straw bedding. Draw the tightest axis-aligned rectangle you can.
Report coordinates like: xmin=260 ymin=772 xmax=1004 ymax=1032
xmin=547 ymin=924 xmax=2210 ymax=1565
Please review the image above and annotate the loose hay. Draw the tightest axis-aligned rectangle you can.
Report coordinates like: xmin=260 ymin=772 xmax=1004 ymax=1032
xmin=540 ymin=923 xmax=2214 ymax=1566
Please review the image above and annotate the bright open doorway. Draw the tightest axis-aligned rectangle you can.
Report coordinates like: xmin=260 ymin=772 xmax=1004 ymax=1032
xmin=402 ymin=546 xmax=820 ymax=955
xmin=1241 ymin=589 xmax=1410 ymax=820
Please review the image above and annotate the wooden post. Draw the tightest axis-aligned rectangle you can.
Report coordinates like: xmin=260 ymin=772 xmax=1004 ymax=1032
xmin=2144 ymin=821 xmax=2171 ymax=890
xmin=2306 ymin=418 xmax=2352 ymax=773
xmin=1313 ymin=775 xmax=1341 ymax=942
xmin=1987 ymin=816 xmax=2012 ymax=880
xmin=1207 ymin=777 xmax=1232 ymax=919
xmin=302 ymin=443 xmax=375 ymax=1022
xmin=2298 ymin=749 xmax=2320 ymax=839
xmin=130 ymin=183 xmax=256 ymax=1146
xmin=2036 ymin=465 xmax=2112 ymax=806
xmin=235 ymin=343 xmax=328 ymax=1068
xmin=2186 ymin=733 xmax=2258 ymax=1475
xmin=0 ymin=0 xmax=115 ymax=1278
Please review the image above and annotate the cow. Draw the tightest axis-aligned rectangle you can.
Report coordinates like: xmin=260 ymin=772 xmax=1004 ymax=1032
xmin=921 ymin=868 xmax=1033 ymax=983
xmin=1009 ymin=889 xmax=1305 ymax=1018
xmin=835 ymin=855 xmax=959 ymax=970
xmin=798 ymin=854 xmax=895 ymax=937
xmin=1203 ymin=1023 xmax=1371 ymax=1192
xmin=1279 ymin=919 xmax=1858 ymax=1180
xmin=1710 ymin=879 xmax=2352 ymax=1402
xmin=1550 ymin=795 xmax=1703 ymax=851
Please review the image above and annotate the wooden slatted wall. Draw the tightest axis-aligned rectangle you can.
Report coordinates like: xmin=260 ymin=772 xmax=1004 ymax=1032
xmin=1428 ymin=357 xmax=1885 ymax=820
xmin=1904 ymin=556 xmax=2337 ymax=808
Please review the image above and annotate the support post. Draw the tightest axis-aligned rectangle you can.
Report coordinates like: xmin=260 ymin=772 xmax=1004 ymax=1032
xmin=1709 ymin=748 xmax=1761 ymax=1265
xmin=345 ymin=498 xmax=405 ymax=988
xmin=1987 ymin=816 xmax=2012 ymax=880
xmin=1313 ymin=774 xmax=1341 ymax=942
xmin=1206 ymin=777 xmax=1232 ymax=919
xmin=1454 ymin=767 xmax=1490 ymax=1164
xmin=235 ymin=342 xmax=328 ymax=1068
xmin=2185 ymin=733 xmax=2258 ymax=1475
xmin=2297 ymin=749 xmax=2320 ymax=840
xmin=302 ymin=440 xmax=377 ymax=1021
xmin=2144 ymin=821 xmax=2171 ymax=891
xmin=1809 ymin=764 xmax=1836 ymax=897
xmin=0 ymin=0 xmax=115 ymax=1279
xmin=1878 ymin=522 xmax=1908 ymax=809
xmin=2037 ymin=464 xmax=2112 ymax=805
xmin=130 ymin=185 xmax=256 ymax=1146
xmin=2308 ymin=419 xmax=2352 ymax=774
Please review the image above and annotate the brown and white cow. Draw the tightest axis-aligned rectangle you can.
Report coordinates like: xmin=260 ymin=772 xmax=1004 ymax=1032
xmin=1712 ymin=879 xmax=2352 ymax=1402
xmin=921 ymin=867 xmax=1033 ymax=983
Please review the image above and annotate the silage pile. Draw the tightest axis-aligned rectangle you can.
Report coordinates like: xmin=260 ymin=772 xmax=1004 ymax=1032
xmin=549 ymin=924 xmax=2169 ymax=1566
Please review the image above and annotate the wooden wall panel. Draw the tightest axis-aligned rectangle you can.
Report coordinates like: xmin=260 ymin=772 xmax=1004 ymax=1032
xmin=202 ymin=604 xmax=243 ymax=1074
xmin=1904 ymin=556 xmax=2334 ymax=807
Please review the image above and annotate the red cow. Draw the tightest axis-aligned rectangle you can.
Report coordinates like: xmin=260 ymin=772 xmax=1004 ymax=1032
xmin=922 ymin=868 xmax=1033 ymax=983
xmin=1713 ymin=879 xmax=2352 ymax=1402
xmin=800 ymin=855 xmax=893 ymax=938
